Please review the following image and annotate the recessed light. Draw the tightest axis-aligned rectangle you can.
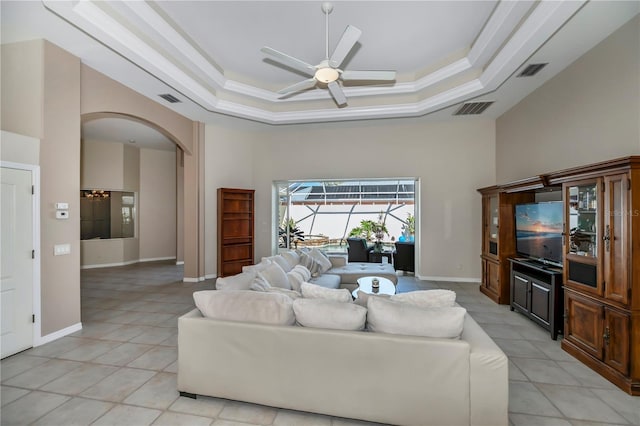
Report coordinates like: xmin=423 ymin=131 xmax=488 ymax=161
xmin=128 ymin=139 xmax=136 ymax=144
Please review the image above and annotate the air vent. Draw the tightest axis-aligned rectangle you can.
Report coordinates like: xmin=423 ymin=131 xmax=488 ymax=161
xmin=453 ymin=101 xmax=494 ymax=116
xmin=158 ymin=93 xmax=181 ymax=103
xmin=518 ymin=63 xmax=548 ymax=77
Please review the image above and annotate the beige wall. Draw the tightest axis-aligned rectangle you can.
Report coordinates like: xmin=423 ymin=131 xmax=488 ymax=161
xmin=41 ymin=42 xmax=82 ymax=336
xmin=123 ymin=144 xmax=140 ymax=191
xmin=204 ymin=120 xmax=256 ymax=277
xmin=81 ymin=140 xmax=125 ymax=189
xmin=139 ymin=148 xmax=177 ymax=261
xmin=1 ymin=131 xmax=40 ymax=165
xmin=1 ymin=40 xmax=43 ymax=139
xmin=496 ymin=16 xmax=640 ymax=183
xmin=249 ymin=118 xmax=495 ymax=280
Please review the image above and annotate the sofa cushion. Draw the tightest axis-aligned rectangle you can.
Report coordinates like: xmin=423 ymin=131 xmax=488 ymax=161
xmin=263 ymin=255 xmax=294 ymax=273
xmin=257 ymin=262 xmax=291 ymax=290
xmin=308 ymin=273 xmax=341 ymax=289
xmin=367 ymin=297 xmax=466 ymax=338
xmin=215 ymin=271 xmax=255 ymax=291
xmin=309 ymin=248 xmax=332 ymax=273
xmin=293 ymin=299 xmax=367 ymax=331
xmin=301 ymin=282 xmax=351 ymax=302
xmin=390 ymin=290 xmax=456 ymax=308
xmin=193 ymin=290 xmax=295 ymax=325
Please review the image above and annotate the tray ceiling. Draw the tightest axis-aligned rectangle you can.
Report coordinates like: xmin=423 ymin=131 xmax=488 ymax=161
xmin=2 ymin=1 xmax=638 ymax=125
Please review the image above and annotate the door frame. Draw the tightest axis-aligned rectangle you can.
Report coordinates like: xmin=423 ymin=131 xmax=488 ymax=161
xmin=1 ymin=161 xmax=41 ymax=348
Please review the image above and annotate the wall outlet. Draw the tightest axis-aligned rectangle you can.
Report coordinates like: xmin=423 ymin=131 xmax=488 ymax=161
xmin=54 ymin=244 xmax=71 ymax=256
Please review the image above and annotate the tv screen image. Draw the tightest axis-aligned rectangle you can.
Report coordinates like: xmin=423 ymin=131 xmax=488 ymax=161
xmin=515 ymin=202 xmax=564 ymax=265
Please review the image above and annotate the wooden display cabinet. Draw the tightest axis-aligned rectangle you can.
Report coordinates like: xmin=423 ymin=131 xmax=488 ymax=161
xmin=547 ymin=157 xmax=640 ymax=395
xmin=478 ymin=186 xmax=534 ymax=304
xmin=217 ymin=188 xmax=255 ymax=277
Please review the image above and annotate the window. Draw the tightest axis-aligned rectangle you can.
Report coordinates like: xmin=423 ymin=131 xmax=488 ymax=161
xmin=274 ymin=179 xmax=417 ymax=253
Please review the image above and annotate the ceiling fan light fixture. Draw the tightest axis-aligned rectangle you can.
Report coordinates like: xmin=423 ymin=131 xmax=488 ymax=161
xmin=315 ymin=67 xmax=340 ymax=83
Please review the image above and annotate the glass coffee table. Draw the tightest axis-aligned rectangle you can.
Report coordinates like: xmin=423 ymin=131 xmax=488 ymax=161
xmin=352 ymin=276 xmax=396 ymax=298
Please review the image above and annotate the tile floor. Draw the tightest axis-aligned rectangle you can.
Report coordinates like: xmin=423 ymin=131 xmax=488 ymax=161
xmin=1 ymin=261 xmax=639 ymax=425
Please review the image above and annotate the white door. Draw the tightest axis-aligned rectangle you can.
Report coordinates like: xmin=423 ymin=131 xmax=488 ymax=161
xmin=1 ymin=167 xmax=34 ymax=358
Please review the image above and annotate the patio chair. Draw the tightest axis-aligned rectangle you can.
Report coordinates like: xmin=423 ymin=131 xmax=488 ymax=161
xmin=393 ymin=241 xmax=415 ymax=273
xmin=347 ymin=237 xmax=374 ymax=263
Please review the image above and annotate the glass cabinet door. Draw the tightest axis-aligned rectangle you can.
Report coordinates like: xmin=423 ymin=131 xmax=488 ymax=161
xmin=565 ymin=180 xmax=602 ymax=295
xmin=567 ymin=183 xmax=598 ymax=257
xmin=483 ymin=194 xmax=499 ymax=256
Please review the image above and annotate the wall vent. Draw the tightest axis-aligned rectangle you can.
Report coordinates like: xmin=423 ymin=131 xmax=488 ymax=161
xmin=158 ymin=93 xmax=181 ymax=103
xmin=453 ymin=101 xmax=494 ymax=116
xmin=518 ymin=63 xmax=548 ymax=77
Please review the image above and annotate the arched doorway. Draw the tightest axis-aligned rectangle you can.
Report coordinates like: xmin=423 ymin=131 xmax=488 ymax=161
xmin=80 ymin=114 xmax=183 ymax=269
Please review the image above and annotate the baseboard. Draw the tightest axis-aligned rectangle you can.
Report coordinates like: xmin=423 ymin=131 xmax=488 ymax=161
xmin=35 ymin=322 xmax=82 ymax=346
xmin=416 ymin=275 xmax=481 ymax=283
xmin=81 ymin=257 xmax=177 ymax=269
xmin=81 ymin=260 xmax=138 ymax=269
xmin=204 ymin=273 xmax=217 ymax=280
xmin=176 ymin=261 xmax=185 ymax=265
xmin=139 ymin=256 xmax=176 ymax=263
xmin=183 ymin=277 xmax=206 ymax=283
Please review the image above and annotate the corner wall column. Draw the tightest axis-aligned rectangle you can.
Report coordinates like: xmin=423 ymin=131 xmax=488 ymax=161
xmin=183 ymin=122 xmax=205 ymax=281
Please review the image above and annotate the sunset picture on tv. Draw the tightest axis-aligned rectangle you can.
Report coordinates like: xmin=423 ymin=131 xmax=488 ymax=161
xmin=515 ymin=202 xmax=563 ymax=264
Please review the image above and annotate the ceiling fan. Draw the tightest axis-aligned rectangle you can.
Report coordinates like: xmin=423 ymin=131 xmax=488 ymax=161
xmin=261 ymin=2 xmax=396 ymax=107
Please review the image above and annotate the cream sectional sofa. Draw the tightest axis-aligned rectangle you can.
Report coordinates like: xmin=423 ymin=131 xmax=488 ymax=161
xmin=177 ymin=305 xmax=508 ymax=425
xmin=215 ymin=249 xmax=397 ymax=292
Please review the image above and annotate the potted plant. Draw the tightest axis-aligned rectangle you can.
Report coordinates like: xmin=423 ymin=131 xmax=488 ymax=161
xmin=279 ymin=218 xmax=305 ymax=248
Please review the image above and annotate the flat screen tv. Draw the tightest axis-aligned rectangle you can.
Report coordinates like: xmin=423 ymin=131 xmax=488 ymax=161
xmin=514 ymin=202 xmax=563 ymax=267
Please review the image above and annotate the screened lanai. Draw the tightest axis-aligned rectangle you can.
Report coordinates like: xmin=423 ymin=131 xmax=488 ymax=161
xmin=275 ymin=179 xmax=416 ymax=253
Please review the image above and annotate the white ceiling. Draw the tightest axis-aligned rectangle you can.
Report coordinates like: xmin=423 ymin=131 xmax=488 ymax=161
xmin=1 ymin=1 xmax=639 ymax=130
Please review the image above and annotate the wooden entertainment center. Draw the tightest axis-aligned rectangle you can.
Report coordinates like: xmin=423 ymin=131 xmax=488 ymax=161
xmin=478 ymin=156 xmax=640 ymax=395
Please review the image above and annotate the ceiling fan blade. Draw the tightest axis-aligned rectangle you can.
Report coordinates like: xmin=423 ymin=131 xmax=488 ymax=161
xmin=329 ymin=25 xmax=362 ymax=69
xmin=341 ymin=70 xmax=396 ymax=81
xmin=261 ymin=47 xmax=316 ymax=76
xmin=327 ymin=81 xmax=347 ymax=107
xmin=277 ymin=78 xmax=317 ymax=96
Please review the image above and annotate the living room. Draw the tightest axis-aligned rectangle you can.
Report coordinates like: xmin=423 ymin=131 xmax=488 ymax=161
xmin=1 ymin=1 xmax=639 ymax=424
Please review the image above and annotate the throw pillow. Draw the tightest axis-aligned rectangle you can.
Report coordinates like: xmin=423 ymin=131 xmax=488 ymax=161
xmin=286 ymin=270 xmax=305 ymax=292
xmin=299 ymin=252 xmax=320 ymax=276
xmin=366 ymin=297 xmax=466 ymax=339
xmin=390 ymin=289 xmax=456 ymax=308
xmin=293 ymin=298 xmax=367 ymax=331
xmin=193 ymin=290 xmax=295 ymax=325
xmin=242 ymin=259 xmax=271 ymax=275
xmin=257 ymin=262 xmax=291 ymax=290
xmin=281 ymin=250 xmax=300 ymax=268
xmin=301 ymin=282 xmax=351 ymax=303
xmin=292 ymin=264 xmax=311 ymax=281
xmin=354 ymin=290 xmax=391 ymax=308
xmin=215 ymin=271 xmax=255 ymax=291
xmin=309 ymin=248 xmax=332 ymax=273
xmin=263 ymin=255 xmax=294 ymax=273
xmin=249 ymin=275 xmax=271 ymax=292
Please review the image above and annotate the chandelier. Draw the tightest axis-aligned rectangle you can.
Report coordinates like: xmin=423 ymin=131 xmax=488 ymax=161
xmin=83 ymin=190 xmax=110 ymax=199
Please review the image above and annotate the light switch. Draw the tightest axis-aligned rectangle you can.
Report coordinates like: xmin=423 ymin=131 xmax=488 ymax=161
xmin=55 ymin=202 xmax=69 ymax=209
xmin=54 ymin=244 xmax=71 ymax=256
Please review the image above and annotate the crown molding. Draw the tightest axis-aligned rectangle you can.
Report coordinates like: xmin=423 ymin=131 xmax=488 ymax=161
xmin=42 ymin=0 xmax=586 ymax=125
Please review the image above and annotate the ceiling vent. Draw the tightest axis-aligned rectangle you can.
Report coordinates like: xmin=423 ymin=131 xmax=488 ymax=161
xmin=517 ymin=63 xmax=548 ymax=77
xmin=158 ymin=93 xmax=181 ymax=103
xmin=454 ymin=101 xmax=494 ymax=116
